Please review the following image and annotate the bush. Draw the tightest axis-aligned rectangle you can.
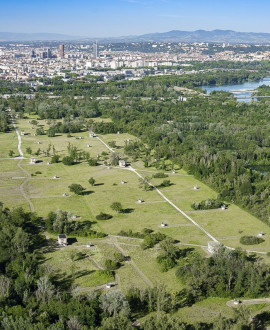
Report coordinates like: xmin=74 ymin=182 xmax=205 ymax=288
xmin=96 ymin=212 xmax=112 ymax=220
xmin=141 ymin=232 xmax=167 ymax=250
xmin=62 ymin=156 xmax=74 ymax=166
xmin=156 ymin=256 xmax=176 ymax=272
xmin=104 ymin=259 xmax=120 ymax=271
xmin=152 ymin=172 xmax=168 ymax=178
xmin=160 ymin=179 xmax=171 ymax=187
xmin=191 ymin=199 xmax=225 ymax=210
xmin=240 ymin=236 xmax=264 ymax=245
xmin=36 ymin=127 xmax=45 ymax=135
xmin=88 ymin=158 xmax=98 ymax=166
xmin=113 ymin=252 xmax=126 ymax=262
xmin=51 ymin=155 xmax=60 ymax=164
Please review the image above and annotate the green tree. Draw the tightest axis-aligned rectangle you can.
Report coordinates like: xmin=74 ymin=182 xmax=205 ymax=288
xmin=110 ymin=202 xmax=123 ymax=213
xmin=26 ymin=147 xmax=32 ymax=155
xmin=88 ymin=177 xmax=96 ymax=186
xmin=9 ymin=150 xmax=14 ymax=157
xmin=68 ymin=184 xmax=85 ymax=195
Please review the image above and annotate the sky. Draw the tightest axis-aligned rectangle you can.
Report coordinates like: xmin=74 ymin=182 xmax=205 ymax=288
xmin=1 ymin=0 xmax=270 ymax=37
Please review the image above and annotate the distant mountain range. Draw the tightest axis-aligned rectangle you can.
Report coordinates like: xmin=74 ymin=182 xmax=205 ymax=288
xmin=134 ymin=29 xmax=270 ymax=44
xmin=2 ymin=29 xmax=270 ymax=44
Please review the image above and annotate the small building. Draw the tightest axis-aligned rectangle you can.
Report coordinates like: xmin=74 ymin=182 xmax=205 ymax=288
xmin=233 ymin=299 xmax=241 ymax=305
xmin=106 ymin=283 xmax=113 ymax=289
xmin=53 ymin=175 xmax=59 ymax=179
xmin=86 ymin=243 xmax=94 ymax=248
xmin=172 ymin=170 xmax=176 ymax=174
xmin=58 ymin=234 xmax=67 ymax=246
xmin=208 ymin=241 xmax=223 ymax=254
xmin=138 ymin=199 xmax=144 ymax=204
xmin=117 ymin=131 xmax=120 ymax=135
xmin=121 ymin=180 xmax=126 ymax=184
xmin=47 ymin=161 xmax=51 ymax=165
xmin=62 ymin=193 xmax=68 ymax=197
xmin=89 ymin=132 xmax=96 ymax=138
xmin=21 ymin=130 xmax=25 ymax=136
xmin=132 ymin=321 xmax=141 ymax=328
xmin=194 ymin=186 xmax=199 ymax=190
xmin=37 ymin=141 xmax=41 ymax=144
xmin=79 ymin=136 xmax=82 ymax=140
xmin=119 ymin=160 xmax=126 ymax=168
xmin=221 ymin=205 xmax=226 ymax=210
xmin=87 ymin=144 xmax=90 ymax=148
xmin=258 ymin=232 xmax=265 ymax=237
xmin=30 ymin=157 xmax=36 ymax=164
xmin=161 ymin=222 xmax=167 ymax=228
xmin=72 ymin=214 xmax=78 ymax=219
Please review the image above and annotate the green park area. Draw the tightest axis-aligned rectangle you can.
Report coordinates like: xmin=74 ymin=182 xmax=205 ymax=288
xmin=1 ymin=113 xmax=270 ymax=324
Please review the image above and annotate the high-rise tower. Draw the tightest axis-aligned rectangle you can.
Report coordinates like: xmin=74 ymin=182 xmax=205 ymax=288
xmin=93 ymin=41 xmax=99 ymax=59
xmin=59 ymin=44 xmax=65 ymax=58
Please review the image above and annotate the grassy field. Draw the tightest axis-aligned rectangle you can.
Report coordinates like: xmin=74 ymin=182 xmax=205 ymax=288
xmin=2 ymin=114 xmax=270 ymax=323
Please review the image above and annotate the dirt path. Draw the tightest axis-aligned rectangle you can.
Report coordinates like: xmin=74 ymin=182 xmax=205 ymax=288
xmin=10 ymin=112 xmax=23 ymax=158
xmin=95 ymin=135 xmax=270 ymax=256
xmin=9 ymin=112 xmax=34 ymax=212
xmin=227 ymin=298 xmax=270 ymax=307
xmin=17 ymin=159 xmax=34 ymax=212
xmin=94 ymin=134 xmax=219 ymax=243
xmin=111 ymin=238 xmax=153 ymax=287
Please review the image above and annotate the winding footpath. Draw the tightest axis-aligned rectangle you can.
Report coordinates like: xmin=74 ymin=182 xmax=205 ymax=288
xmin=9 ymin=112 xmax=34 ymax=212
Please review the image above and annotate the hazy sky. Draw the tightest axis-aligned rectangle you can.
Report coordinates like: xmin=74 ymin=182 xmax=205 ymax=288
xmin=1 ymin=0 xmax=270 ymax=37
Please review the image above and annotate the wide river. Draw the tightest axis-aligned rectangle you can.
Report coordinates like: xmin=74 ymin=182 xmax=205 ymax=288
xmin=203 ymin=77 xmax=270 ymax=102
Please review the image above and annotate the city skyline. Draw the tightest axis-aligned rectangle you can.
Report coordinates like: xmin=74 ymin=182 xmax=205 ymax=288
xmin=1 ymin=0 xmax=270 ymax=38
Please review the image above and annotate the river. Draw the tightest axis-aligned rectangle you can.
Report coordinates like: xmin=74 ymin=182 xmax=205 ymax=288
xmin=203 ymin=77 xmax=270 ymax=102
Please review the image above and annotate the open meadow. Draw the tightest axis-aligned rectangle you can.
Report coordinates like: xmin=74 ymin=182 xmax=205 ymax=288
xmin=1 ymin=114 xmax=270 ymax=323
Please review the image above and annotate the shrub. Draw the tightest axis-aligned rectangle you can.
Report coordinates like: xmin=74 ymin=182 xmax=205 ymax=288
xmin=113 ymin=252 xmax=126 ymax=263
xmin=240 ymin=236 xmax=264 ymax=245
xmin=88 ymin=158 xmax=98 ymax=166
xmin=51 ymin=155 xmax=60 ymax=163
xmin=117 ymin=230 xmax=145 ymax=239
xmin=156 ymin=256 xmax=176 ymax=272
xmin=36 ymin=127 xmax=45 ymax=135
xmin=96 ymin=212 xmax=112 ymax=220
xmin=152 ymin=172 xmax=168 ymax=178
xmin=62 ymin=156 xmax=74 ymax=166
xmin=160 ymin=179 xmax=171 ymax=187
xmin=191 ymin=199 xmax=225 ymax=210
xmin=104 ymin=259 xmax=120 ymax=271
xmin=141 ymin=232 xmax=167 ymax=250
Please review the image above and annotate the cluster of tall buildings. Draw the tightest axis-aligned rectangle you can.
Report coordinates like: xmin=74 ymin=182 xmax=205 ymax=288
xmin=31 ymin=48 xmax=53 ymax=59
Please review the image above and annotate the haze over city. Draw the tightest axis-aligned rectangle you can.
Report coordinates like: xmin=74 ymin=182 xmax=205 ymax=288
xmin=2 ymin=0 xmax=270 ymax=37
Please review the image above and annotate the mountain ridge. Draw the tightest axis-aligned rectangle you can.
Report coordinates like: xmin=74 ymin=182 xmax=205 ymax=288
xmin=1 ymin=29 xmax=270 ymax=43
